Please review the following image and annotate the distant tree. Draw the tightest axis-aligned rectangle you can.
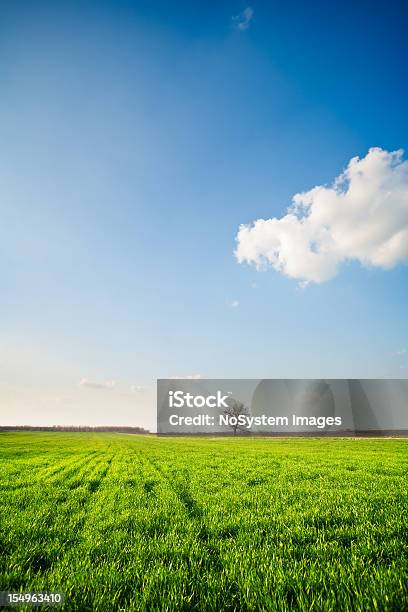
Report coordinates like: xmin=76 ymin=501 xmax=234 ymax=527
xmin=221 ymin=398 xmax=250 ymax=435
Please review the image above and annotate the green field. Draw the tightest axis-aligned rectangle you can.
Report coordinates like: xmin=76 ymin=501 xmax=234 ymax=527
xmin=0 ymin=433 xmax=407 ymax=611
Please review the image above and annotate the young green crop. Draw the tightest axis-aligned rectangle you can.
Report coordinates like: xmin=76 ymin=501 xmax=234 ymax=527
xmin=0 ymin=433 xmax=407 ymax=611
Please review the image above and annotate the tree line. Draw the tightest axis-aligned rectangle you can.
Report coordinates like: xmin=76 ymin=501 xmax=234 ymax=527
xmin=0 ymin=425 xmax=150 ymax=434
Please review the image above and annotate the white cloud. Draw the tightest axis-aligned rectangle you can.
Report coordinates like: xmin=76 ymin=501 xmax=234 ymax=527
xmin=232 ymin=7 xmax=254 ymax=31
xmin=130 ymin=385 xmax=145 ymax=393
xmin=235 ymin=148 xmax=408 ymax=284
xmin=230 ymin=299 xmax=240 ymax=308
xmin=393 ymin=348 xmax=407 ymax=356
xmin=79 ymin=378 xmax=116 ymax=390
xmin=169 ymin=374 xmax=202 ymax=380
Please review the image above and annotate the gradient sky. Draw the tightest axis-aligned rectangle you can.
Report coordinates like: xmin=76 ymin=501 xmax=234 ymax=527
xmin=1 ymin=0 xmax=407 ymax=429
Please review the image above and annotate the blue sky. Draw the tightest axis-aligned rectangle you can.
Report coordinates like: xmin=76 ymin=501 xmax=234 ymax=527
xmin=1 ymin=0 xmax=407 ymax=428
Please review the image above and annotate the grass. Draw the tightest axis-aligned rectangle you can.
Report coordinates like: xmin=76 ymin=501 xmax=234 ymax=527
xmin=0 ymin=433 xmax=407 ymax=611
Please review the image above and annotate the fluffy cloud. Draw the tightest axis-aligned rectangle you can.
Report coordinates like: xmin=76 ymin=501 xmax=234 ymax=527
xmin=235 ymin=148 xmax=408 ymax=283
xmin=233 ymin=7 xmax=254 ymax=31
xmin=79 ymin=378 xmax=116 ymax=390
